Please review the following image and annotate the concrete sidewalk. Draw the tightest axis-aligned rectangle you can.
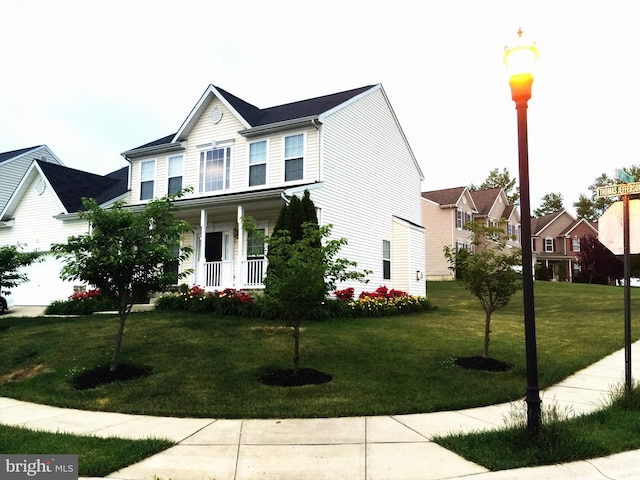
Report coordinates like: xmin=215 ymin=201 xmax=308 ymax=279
xmin=1 ymin=342 xmax=640 ymax=479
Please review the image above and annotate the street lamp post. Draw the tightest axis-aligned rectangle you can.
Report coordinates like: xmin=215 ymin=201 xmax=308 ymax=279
xmin=504 ymin=29 xmax=542 ymax=435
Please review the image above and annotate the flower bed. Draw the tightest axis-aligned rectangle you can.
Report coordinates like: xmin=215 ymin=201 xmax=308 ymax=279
xmin=45 ymin=289 xmax=120 ymax=315
xmin=155 ymin=285 xmax=255 ymax=316
xmin=333 ymin=285 xmax=433 ymax=317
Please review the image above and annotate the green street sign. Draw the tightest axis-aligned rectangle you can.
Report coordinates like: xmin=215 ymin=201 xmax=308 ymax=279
xmin=598 ymin=182 xmax=640 ymax=198
xmin=616 ymin=168 xmax=634 ymax=184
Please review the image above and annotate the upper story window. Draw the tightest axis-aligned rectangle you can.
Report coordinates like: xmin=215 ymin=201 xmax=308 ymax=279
xmin=466 ymin=212 xmax=473 ymax=225
xmin=140 ymin=159 xmax=156 ymax=200
xmin=199 ymin=146 xmax=231 ymax=192
xmin=249 ymin=140 xmax=267 ymax=186
xmin=284 ymin=133 xmax=304 ymax=182
xmin=456 ymin=209 xmax=463 ymax=229
xmin=544 ymin=237 xmax=554 ymax=253
xmin=572 ymin=237 xmax=581 ymax=252
xmin=167 ymin=155 xmax=183 ymax=195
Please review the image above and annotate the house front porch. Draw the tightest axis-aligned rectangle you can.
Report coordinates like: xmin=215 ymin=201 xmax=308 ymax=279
xmin=173 ymin=189 xmax=289 ymax=291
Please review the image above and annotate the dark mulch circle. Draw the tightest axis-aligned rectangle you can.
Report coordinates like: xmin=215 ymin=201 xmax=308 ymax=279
xmin=72 ymin=363 xmax=153 ymax=390
xmin=454 ymin=356 xmax=513 ymax=372
xmin=0 ymin=325 xmax=10 ymax=332
xmin=259 ymin=368 xmax=332 ymax=387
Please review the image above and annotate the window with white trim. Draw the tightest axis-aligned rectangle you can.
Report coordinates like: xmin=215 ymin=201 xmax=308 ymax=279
xmin=167 ymin=155 xmax=183 ymax=195
xmin=284 ymin=134 xmax=304 ymax=182
xmin=456 ymin=209 xmax=463 ymax=229
xmin=382 ymin=240 xmax=391 ymax=280
xmin=249 ymin=140 xmax=267 ymax=186
xmin=544 ymin=237 xmax=554 ymax=252
xmin=199 ymin=146 xmax=231 ymax=192
xmin=140 ymin=159 xmax=156 ymax=200
xmin=572 ymin=237 xmax=581 ymax=252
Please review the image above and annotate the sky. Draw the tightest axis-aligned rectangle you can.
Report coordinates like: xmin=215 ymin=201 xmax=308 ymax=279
xmin=2 ymin=0 xmax=638 ymax=215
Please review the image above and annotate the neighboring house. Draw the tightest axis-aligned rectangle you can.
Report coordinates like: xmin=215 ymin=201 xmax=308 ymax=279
xmin=120 ymin=83 xmax=426 ymax=297
xmin=0 ymin=160 xmax=128 ymax=305
xmin=421 ymin=186 xmax=477 ymax=280
xmin=0 ymin=145 xmax=63 ymax=213
xmin=469 ymin=187 xmax=521 ymax=251
xmin=421 ymin=186 xmax=520 ymax=280
xmin=531 ymin=209 xmax=598 ymax=281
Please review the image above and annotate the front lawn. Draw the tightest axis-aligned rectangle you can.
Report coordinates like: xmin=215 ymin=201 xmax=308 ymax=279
xmin=0 ymin=281 xmax=637 ymax=419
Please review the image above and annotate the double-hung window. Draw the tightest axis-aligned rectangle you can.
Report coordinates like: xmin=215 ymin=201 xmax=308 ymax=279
xmin=167 ymin=155 xmax=183 ymax=195
xmin=544 ymin=237 xmax=554 ymax=252
xmin=284 ymin=133 xmax=304 ymax=182
xmin=456 ymin=209 xmax=463 ymax=229
xmin=572 ymin=237 xmax=581 ymax=252
xmin=199 ymin=146 xmax=231 ymax=192
xmin=382 ymin=240 xmax=391 ymax=280
xmin=249 ymin=140 xmax=267 ymax=186
xmin=140 ymin=159 xmax=156 ymax=200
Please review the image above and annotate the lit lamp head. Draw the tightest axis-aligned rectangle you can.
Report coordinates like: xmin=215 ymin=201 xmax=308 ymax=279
xmin=503 ymin=28 xmax=538 ymax=103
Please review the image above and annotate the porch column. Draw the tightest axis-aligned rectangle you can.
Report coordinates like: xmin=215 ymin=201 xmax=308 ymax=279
xmin=236 ymin=205 xmax=244 ymax=289
xmin=199 ymin=209 xmax=207 ymax=286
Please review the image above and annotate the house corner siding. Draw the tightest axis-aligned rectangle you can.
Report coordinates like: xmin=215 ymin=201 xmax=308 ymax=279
xmin=311 ymin=88 xmax=424 ymax=297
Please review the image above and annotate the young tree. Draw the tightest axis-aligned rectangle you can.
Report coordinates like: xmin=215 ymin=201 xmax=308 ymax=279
xmin=250 ymin=191 xmax=369 ymax=375
xmin=470 ymin=168 xmax=519 ymax=204
xmin=444 ymin=221 xmax=522 ymax=359
xmin=52 ymin=193 xmax=193 ymax=371
xmin=0 ymin=244 xmax=43 ymax=296
xmin=534 ymin=192 xmax=564 ymax=217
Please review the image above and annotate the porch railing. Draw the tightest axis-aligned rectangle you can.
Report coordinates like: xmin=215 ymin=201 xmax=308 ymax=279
xmin=203 ymin=259 xmax=267 ymax=289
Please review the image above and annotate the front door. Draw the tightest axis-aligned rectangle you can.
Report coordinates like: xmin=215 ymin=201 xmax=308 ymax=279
xmin=205 ymin=232 xmax=223 ymax=286
xmin=205 ymin=232 xmax=223 ymax=262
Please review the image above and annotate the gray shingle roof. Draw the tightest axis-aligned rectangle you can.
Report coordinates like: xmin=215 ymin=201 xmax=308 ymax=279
xmin=128 ymin=85 xmax=376 ymax=151
xmin=36 ymin=160 xmax=129 ymax=213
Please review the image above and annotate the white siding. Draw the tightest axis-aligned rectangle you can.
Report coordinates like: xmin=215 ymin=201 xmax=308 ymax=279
xmin=0 ymin=172 xmax=89 ymax=304
xmin=128 ymin=97 xmax=320 ymax=205
xmin=0 ymin=147 xmax=61 ymax=213
xmin=311 ymin=88 xmax=424 ymax=296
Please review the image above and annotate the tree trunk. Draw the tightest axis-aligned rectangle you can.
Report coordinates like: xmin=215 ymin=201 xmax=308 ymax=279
xmin=483 ymin=310 xmax=492 ymax=359
xmin=110 ymin=291 xmax=132 ymax=372
xmin=292 ymin=322 xmax=301 ymax=376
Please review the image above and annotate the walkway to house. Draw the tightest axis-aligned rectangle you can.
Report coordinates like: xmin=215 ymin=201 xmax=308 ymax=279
xmin=2 ymin=306 xmax=640 ymax=479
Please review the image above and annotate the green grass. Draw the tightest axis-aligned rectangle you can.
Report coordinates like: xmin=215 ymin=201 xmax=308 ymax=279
xmin=0 ymin=281 xmax=637 ymax=418
xmin=0 ymin=424 xmax=173 ymax=477
xmin=1 ymin=280 xmax=639 ymax=474
xmin=435 ymin=386 xmax=640 ymax=470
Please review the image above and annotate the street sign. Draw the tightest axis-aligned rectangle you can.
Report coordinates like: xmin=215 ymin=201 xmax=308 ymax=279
xmin=597 ymin=182 xmax=640 ymax=198
xmin=616 ymin=168 xmax=634 ymax=184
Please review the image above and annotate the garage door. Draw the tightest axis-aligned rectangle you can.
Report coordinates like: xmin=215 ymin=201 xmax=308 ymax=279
xmin=8 ymin=256 xmax=80 ymax=306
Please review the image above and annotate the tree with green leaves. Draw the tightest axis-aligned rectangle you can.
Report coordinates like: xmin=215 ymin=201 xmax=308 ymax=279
xmin=52 ymin=193 xmax=193 ymax=371
xmin=0 ymin=244 xmax=43 ymax=305
xmin=534 ymin=192 xmax=564 ymax=217
xmin=444 ymin=220 xmax=522 ymax=359
xmin=250 ymin=190 xmax=369 ymax=375
xmin=574 ymin=166 xmax=640 ymax=222
xmin=470 ymin=168 xmax=519 ymax=204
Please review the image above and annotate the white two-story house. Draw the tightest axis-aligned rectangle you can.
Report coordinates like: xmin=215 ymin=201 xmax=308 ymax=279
xmin=122 ymin=84 xmax=426 ymax=297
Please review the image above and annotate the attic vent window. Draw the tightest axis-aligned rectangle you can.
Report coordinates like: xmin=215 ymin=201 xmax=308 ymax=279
xmin=210 ymin=107 xmax=223 ymax=124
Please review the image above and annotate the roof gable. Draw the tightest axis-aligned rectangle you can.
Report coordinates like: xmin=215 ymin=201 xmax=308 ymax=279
xmin=422 ymin=186 xmax=477 ymax=211
xmin=37 ymin=161 xmax=129 ymax=212
xmin=531 ymin=209 xmax=576 ymax=236
xmin=470 ymin=187 xmax=507 ymax=216
xmin=0 ymin=145 xmax=63 ymax=166
xmin=2 ymin=161 xmax=129 ymax=219
xmin=125 ymin=84 xmax=378 ymax=154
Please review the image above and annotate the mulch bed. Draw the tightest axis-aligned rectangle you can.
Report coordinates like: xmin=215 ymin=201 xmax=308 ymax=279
xmin=73 ymin=363 xmax=153 ymax=390
xmin=259 ymin=368 xmax=332 ymax=387
xmin=454 ymin=356 xmax=513 ymax=372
